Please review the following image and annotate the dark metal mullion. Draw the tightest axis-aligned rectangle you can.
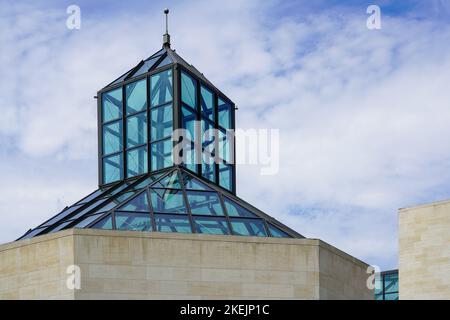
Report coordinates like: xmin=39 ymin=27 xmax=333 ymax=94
xmin=218 ymin=192 xmax=234 ymax=235
xmin=178 ymin=168 xmax=196 ymax=233
xmin=98 ymin=93 xmax=103 ymax=185
xmin=195 ymin=74 xmax=202 ymax=177
xmin=122 ymin=85 xmax=127 ymax=181
xmin=147 ymin=74 xmax=151 ymax=173
xmin=147 ymin=188 xmax=157 ymax=231
xmin=214 ymin=91 xmax=219 ymax=185
xmin=231 ymin=100 xmax=237 ymax=195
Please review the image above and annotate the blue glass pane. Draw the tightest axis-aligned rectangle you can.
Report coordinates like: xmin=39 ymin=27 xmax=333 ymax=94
xmin=182 ymin=173 xmax=212 ymax=191
xmin=134 ymin=173 xmax=164 ymax=189
xmin=154 ymin=214 xmax=192 ymax=233
xmin=126 ymin=112 xmax=147 ymax=148
xmin=126 ymin=79 xmax=147 ymax=115
xmin=151 ymin=104 xmax=173 ymax=141
xmin=201 ymin=119 xmax=215 ymax=182
xmin=132 ymin=57 xmax=159 ymax=78
xmin=92 ymin=214 xmax=113 ymax=230
xmin=126 ymin=146 xmax=148 ymax=178
xmin=223 ymin=197 xmax=257 ymax=218
xmin=115 ymin=212 xmax=152 ymax=231
xmin=118 ymin=191 xmax=150 ymax=212
xmin=218 ymin=129 xmax=232 ymax=163
xmin=219 ymin=163 xmax=233 ymax=191
xmin=152 ymin=170 xmax=181 ymax=189
xmin=186 ymin=191 xmax=224 ymax=216
xmin=41 ymin=204 xmax=83 ymax=227
xmin=181 ymin=106 xmax=197 ymax=172
xmin=202 ymin=163 xmax=215 ymax=183
xmin=201 ymin=86 xmax=214 ymax=121
xmin=74 ymin=213 xmax=104 ymax=228
xmin=150 ymin=188 xmax=186 ymax=214
xmin=103 ymin=121 xmax=123 ymax=155
xmin=384 ymin=293 xmax=399 ymax=300
xmin=154 ymin=54 xmax=172 ymax=68
xmin=268 ymin=223 xmax=291 ymax=238
xmin=150 ymin=69 xmax=173 ymax=107
xmin=102 ymin=88 xmax=122 ymax=122
xmin=218 ymin=98 xmax=231 ymax=129
xmin=384 ymin=273 xmax=399 ymax=293
xmin=181 ymin=72 xmax=196 ymax=108
xmin=375 ymin=294 xmax=384 ymax=300
xmin=103 ymin=153 xmax=123 ymax=184
xmin=194 ymin=217 xmax=229 ymax=235
xmin=151 ymin=138 xmax=173 ymax=171
xmin=47 ymin=221 xmax=72 ymax=233
xmin=230 ymin=218 xmax=267 ymax=237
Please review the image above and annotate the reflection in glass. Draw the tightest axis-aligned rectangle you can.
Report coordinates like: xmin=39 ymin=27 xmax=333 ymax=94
xmin=154 ymin=214 xmax=192 ymax=233
xmin=103 ymin=153 xmax=123 ymax=184
xmin=126 ymin=112 xmax=147 ymax=148
xmin=230 ymin=218 xmax=267 ymax=237
xmin=150 ymin=69 xmax=173 ymax=107
xmin=126 ymin=146 xmax=148 ymax=178
xmin=201 ymin=86 xmax=214 ymax=121
xmin=126 ymin=79 xmax=147 ymax=115
xmin=103 ymin=121 xmax=123 ymax=155
xmin=115 ymin=212 xmax=151 ymax=231
xmin=186 ymin=191 xmax=224 ymax=216
xmin=150 ymin=189 xmax=186 ymax=214
xmin=181 ymin=72 xmax=196 ymax=108
xmin=218 ymin=98 xmax=231 ymax=129
xmin=194 ymin=217 xmax=229 ymax=235
xmin=151 ymin=104 xmax=173 ymax=141
xmin=102 ymin=88 xmax=122 ymax=122
xmin=151 ymin=138 xmax=173 ymax=171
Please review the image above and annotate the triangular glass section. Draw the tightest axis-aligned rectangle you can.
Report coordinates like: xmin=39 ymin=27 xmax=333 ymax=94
xmin=133 ymin=172 xmax=165 ymax=189
xmin=223 ymin=197 xmax=258 ymax=218
xmin=117 ymin=191 xmax=150 ymax=212
xmin=149 ymin=188 xmax=186 ymax=214
xmin=154 ymin=54 xmax=172 ymax=69
xmin=92 ymin=214 xmax=113 ymax=230
xmin=182 ymin=172 xmax=213 ymax=191
xmin=130 ymin=56 xmax=160 ymax=78
xmin=151 ymin=170 xmax=181 ymax=189
xmin=267 ymin=223 xmax=291 ymax=238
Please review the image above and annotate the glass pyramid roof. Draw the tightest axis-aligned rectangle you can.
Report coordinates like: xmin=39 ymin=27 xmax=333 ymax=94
xmin=18 ymin=166 xmax=303 ymax=240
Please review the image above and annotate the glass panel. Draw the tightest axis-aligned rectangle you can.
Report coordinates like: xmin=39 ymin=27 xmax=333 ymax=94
xmin=374 ymin=275 xmax=383 ymax=295
xmin=181 ymin=173 xmax=212 ymax=191
xmin=109 ymin=70 xmax=132 ymax=86
xmin=154 ymin=214 xmax=192 ymax=233
xmin=150 ymin=69 xmax=173 ymax=107
xmin=186 ymin=191 xmax=224 ymax=216
xmin=218 ymin=98 xmax=231 ymax=129
xmin=218 ymin=129 xmax=231 ymax=163
xmin=194 ymin=217 xmax=229 ymax=235
xmin=230 ymin=218 xmax=267 ymax=237
xmin=103 ymin=153 xmax=123 ymax=184
xmin=126 ymin=112 xmax=147 ymax=148
xmin=41 ymin=204 xmax=83 ymax=227
xmin=151 ymin=138 xmax=173 ymax=171
xmin=384 ymin=293 xmax=399 ymax=300
xmin=384 ymin=273 xmax=399 ymax=293
xmin=150 ymin=188 xmax=186 ymax=214
xmin=375 ymin=294 xmax=384 ymax=300
xmin=181 ymin=71 xmax=196 ymax=108
xmin=134 ymin=172 xmax=164 ymax=189
xmin=118 ymin=191 xmax=150 ymax=212
xmin=126 ymin=146 xmax=148 ymax=178
xmin=223 ymin=197 xmax=257 ymax=218
xmin=132 ymin=57 xmax=159 ymax=78
xmin=181 ymin=106 xmax=197 ymax=172
xmin=102 ymin=88 xmax=122 ymax=122
xmin=219 ymin=163 xmax=233 ymax=191
xmin=74 ymin=213 xmax=104 ymax=228
xmin=47 ymin=220 xmax=72 ymax=233
xmin=19 ymin=227 xmax=47 ymax=239
xmin=92 ymin=214 xmax=113 ymax=230
xmin=154 ymin=54 xmax=172 ymax=68
xmin=152 ymin=170 xmax=181 ymax=189
xmin=268 ymin=223 xmax=291 ymax=238
xmin=151 ymin=104 xmax=173 ymax=141
xmin=200 ymin=86 xmax=214 ymax=121
xmin=115 ymin=212 xmax=152 ymax=231
xmin=201 ymin=119 xmax=215 ymax=182
xmin=126 ymin=79 xmax=147 ymax=115
xmin=76 ymin=189 xmax=106 ymax=205
xmin=103 ymin=121 xmax=123 ymax=155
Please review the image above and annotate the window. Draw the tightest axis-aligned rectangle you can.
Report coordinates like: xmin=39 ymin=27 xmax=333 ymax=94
xmin=126 ymin=79 xmax=147 ymax=115
xmin=268 ymin=223 xmax=291 ymax=238
xmin=126 ymin=146 xmax=148 ymax=178
xmin=151 ymin=138 xmax=173 ymax=171
xmin=186 ymin=191 xmax=224 ymax=216
xmin=103 ymin=121 xmax=122 ymax=155
xmin=115 ymin=212 xmax=151 ymax=231
xmin=194 ymin=217 xmax=229 ymax=235
xmin=102 ymin=88 xmax=122 ymax=122
xmin=150 ymin=188 xmax=186 ymax=214
xmin=219 ymin=164 xmax=233 ymax=191
xmin=181 ymin=71 xmax=196 ymax=108
xmin=218 ymin=129 xmax=231 ymax=163
xmin=154 ymin=214 xmax=192 ymax=233
xmin=92 ymin=214 xmax=113 ymax=230
xmin=150 ymin=69 xmax=172 ymax=107
xmin=151 ymin=104 xmax=173 ymax=141
xmin=181 ymin=106 xmax=197 ymax=172
xmin=126 ymin=112 xmax=147 ymax=148
xmin=103 ymin=153 xmax=123 ymax=184
xmin=118 ymin=191 xmax=150 ymax=212
xmin=230 ymin=218 xmax=267 ymax=237
xmin=218 ymin=98 xmax=231 ymax=129
xmin=223 ymin=197 xmax=257 ymax=218
xmin=201 ymin=86 xmax=214 ymax=121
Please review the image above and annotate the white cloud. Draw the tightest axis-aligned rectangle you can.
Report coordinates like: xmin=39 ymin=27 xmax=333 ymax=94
xmin=1 ymin=0 xmax=450 ymax=270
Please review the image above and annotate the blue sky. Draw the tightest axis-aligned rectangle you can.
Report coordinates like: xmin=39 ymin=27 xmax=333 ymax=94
xmin=1 ymin=0 xmax=450 ymax=270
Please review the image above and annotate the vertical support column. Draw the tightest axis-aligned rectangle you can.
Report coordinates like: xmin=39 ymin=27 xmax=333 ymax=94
xmin=97 ymin=92 xmax=103 ymax=186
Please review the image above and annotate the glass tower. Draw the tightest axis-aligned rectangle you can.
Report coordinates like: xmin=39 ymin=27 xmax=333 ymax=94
xmin=18 ymin=33 xmax=303 ymax=241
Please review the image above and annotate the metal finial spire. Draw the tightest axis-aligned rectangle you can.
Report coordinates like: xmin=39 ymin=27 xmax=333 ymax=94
xmin=163 ymin=8 xmax=170 ymax=47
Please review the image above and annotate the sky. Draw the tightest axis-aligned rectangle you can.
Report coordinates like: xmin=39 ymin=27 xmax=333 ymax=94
xmin=1 ymin=0 xmax=450 ymax=270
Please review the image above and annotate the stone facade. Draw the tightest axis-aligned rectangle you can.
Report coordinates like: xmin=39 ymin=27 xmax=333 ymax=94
xmin=0 ymin=229 xmax=373 ymax=300
xmin=399 ymin=200 xmax=450 ymax=299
